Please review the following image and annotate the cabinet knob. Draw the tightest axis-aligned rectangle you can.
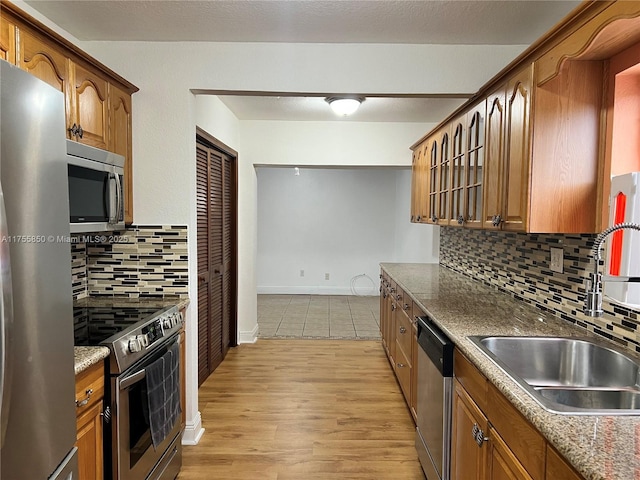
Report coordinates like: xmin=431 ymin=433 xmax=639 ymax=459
xmin=68 ymin=123 xmax=85 ymax=140
xmin=416 ymin=215 xmax=422 ymax=222
xmin=391 ymin=304 xmax=396 ymax=311
xmin=472 ymin=423 xmax=488 ymax=447
xmin=403 ymin=303 xmax=410 ymax=311
xmin=457 ymin=215 xmax=465 ymax=225
xmin=396 ymin=363 xmax=405 ymax=368
xmin=396 ymin=294 xmax=402 ymax=301
xmin=101 ymin=405 xmax=112 ymax=424
xmin=399 ymin=326 xmax=407 ymax=334
xmin=491 ymin=215 xmax=502 ymax=227
xmin=431 ymin=215 xmax=438 ymax=223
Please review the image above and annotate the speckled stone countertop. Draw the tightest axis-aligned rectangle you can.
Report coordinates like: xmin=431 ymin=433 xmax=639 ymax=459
xmin=381 ymin=262 xmax=640 ymax=480
xmin=74 ymin=346 xmax=110 ymax=375
xmin=74 ymin=295 xmax=190 ymax=310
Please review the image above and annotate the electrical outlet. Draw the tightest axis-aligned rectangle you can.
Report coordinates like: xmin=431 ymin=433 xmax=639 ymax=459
xmin=300 ymin=269 xmax=304 ymax=277
xmin=550 ymin=247 xmax=563 ymax=274
xmin=325 ymin=273 xmax=330 ymax=280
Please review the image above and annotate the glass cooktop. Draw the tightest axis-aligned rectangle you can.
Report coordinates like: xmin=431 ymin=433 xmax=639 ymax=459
xmin=73 ymin=306 xmax=167 ymax=346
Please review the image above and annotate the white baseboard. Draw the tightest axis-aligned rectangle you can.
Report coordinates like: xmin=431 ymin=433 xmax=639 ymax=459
xmin=239 ymin=323 xmax=259 ymax=344
xmin=257 ymin=286 xmax=379 ymax=296
xmin=181 ymin=411 xmax=205 ymax=445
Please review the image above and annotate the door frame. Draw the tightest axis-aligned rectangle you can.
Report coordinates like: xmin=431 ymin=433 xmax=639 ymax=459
xmin=196 ymin=126 xmax=238 ymax=348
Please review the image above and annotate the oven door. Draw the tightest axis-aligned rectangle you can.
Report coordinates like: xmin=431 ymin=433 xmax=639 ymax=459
xmin=113 ymin=336 xmax=182 ymax=480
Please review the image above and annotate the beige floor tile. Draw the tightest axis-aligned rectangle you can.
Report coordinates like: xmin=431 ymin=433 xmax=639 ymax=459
xmin=257 ymin=294 xmax=380 ymax=340
xmin=276 ymin=325 xmax=304 ymax=336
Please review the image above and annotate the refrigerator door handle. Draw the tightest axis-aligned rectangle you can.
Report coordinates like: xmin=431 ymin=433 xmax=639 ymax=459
xmin=0 ymin=182 xmax=14 ymax=448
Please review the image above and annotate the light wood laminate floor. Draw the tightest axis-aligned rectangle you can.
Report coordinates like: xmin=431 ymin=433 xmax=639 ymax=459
xmin=179 ymin=339 xmax=423 ymax=480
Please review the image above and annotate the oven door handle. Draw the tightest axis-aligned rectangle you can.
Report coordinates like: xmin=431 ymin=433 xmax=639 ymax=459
xmin=119 ymin=369 xmax=146 ymax=390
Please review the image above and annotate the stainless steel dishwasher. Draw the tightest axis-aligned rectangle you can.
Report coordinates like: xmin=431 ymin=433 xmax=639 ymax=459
xmin=415 ymin=315 xmax=455 ymax=480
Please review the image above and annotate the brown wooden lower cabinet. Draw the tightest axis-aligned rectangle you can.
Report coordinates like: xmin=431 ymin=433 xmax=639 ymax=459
xmin=379 ymin=273 xmax=418 ymax=423
xmin=452 ymin=351 xmax=585 ymax=480
xmin=75 ymin=361 xmax=105 ymax=480
xmin=451 ymin=380 xmax=488 ymax=480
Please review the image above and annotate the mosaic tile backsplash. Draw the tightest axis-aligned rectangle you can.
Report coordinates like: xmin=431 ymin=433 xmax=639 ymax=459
xmin=71 ymin=225 xmax=188 ymax=299
xmin=439 ymin=227 xmax=640 ymax=353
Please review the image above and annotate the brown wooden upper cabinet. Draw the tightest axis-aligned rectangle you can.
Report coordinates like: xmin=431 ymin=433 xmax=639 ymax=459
xmin=483 ymin=65 xmax=533 ymax=232
xmin=2 ymin=2 xmax=138 ymax=225
xmin=70 ymin=62 xmax=109 ymax=149
xmin=109 ymin=84 xmax=134 ymax=224
xmin=411 ymin=1 xmax=640 ymax=234
xmin=464 ymin=100 xmax=486 ymax=229
xmin=0 ymin=14 xmax=15 ymax=64
xmin=19 ymin=28 xmax=70 ymax=95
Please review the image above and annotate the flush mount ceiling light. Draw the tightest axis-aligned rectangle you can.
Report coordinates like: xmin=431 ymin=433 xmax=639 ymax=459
xmin=325 ymin=96 xmax=365 ymax=116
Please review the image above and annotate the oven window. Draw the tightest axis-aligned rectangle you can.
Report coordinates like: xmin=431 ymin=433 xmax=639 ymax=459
xmin=128 ymin=379 xmax=152 ymax=468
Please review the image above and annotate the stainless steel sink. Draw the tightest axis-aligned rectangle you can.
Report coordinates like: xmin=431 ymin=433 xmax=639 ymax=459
xmin=536 ymin=387 xmax=640 ymax=410
xmin=469 ymin=336 xmax=640 ymax=415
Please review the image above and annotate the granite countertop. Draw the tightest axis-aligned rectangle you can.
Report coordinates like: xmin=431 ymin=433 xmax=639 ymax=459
xmin=74 ymin=295 xmax=190 ymax=310
xmin=381 ymin=262 xmax=640 ymax=480
xmin=74 ymin=346 xmax=110 ymax=375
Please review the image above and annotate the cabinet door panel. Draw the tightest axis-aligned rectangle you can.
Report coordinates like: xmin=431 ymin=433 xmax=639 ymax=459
xmin=427 ymin=138 xmax=439 ymax=223
xmin=450 ymin=120 xmax=466 ymax=226
xmin=465 ymin=101 xmax=486 ymax=228
xmin=437 ymin=128 xmax=452 ymax=225
xmin=109 ymin=84 xmax=133 ymax=223
xmin=76 ymin=402 xmax=103 ymax=480
xmin=483 ymin=89 xmax=506 ymax=229
xmin=19 ymin=29 xmax=68 ymax=94
xmin=72 ymin=62 xmax=108 ymax=149
xmin=0 ymin=17 xmax=16 ymax=64
xmin=489 ymin=427 xmax=534 ymax=480
xmin=546 ymin=445 xmax=582 ymax=480
xmin=503 ymin=66 xmax=533 ymax=232
xmin=451 ymin=380 xmax=488 ymax=480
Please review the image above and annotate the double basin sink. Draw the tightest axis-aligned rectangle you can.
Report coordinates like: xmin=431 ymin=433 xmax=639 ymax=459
xmin=469 ymin=336 xmax=640 ymax=415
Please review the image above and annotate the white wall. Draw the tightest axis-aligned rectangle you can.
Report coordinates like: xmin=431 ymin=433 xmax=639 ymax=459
xmin=393 ymin=169 xmax=440 ymax=263
xmin=256 ymin=167 xmax=440 ymax=295
xmin=256 ymin=167 xmax=396 ymax=295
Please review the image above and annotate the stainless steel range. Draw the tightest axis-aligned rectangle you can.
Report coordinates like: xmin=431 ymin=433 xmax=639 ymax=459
xmin=74 ymin=304 xmax=184 ymax=480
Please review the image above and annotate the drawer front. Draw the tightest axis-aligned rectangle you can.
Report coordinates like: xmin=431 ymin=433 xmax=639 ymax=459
xmin=394 ymin=346 xmax=412 ymax=402
xmin=393 ymin=285 xmax=404 ymax=305
xmin=454 ymin=350 xmax=488 ymax=412
xmin=396 ymin=309 xmax=413 ymax=360
xmin=75 ymin=362 xmax=105 ymax=418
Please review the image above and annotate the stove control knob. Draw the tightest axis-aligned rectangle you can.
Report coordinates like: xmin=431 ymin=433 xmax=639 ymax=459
xmin=137 ymin=334 xmax=149 ymax=348
xmin=176 ymin=311 xmax=184 ymax=326
xmin=163 ymin=316 xmax=172 ymax=329
xmin=128 ymin=337 xmax=141 ymax=353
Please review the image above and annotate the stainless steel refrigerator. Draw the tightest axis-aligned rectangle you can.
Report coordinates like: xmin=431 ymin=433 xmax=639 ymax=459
xmin=0 ymin=61 xmax=78 ymax=479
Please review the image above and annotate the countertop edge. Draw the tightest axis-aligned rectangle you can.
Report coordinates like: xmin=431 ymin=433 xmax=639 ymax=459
xmin=74 ymin=346 xmax=110 ymax=375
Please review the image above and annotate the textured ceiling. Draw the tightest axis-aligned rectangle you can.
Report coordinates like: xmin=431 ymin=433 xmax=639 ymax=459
xmin=23 ymin=0 xmax=582 ymax=122
xmin=24 ymin=0 xmax=581 ymax=44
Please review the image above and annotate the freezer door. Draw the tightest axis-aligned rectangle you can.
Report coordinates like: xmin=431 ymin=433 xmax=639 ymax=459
xmin=0 ymin=61 xmax=77 ymax=479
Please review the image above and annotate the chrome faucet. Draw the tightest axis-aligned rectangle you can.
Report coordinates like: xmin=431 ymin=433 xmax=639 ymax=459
xmin=584 ymin=222 xmax=640 ymax=317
